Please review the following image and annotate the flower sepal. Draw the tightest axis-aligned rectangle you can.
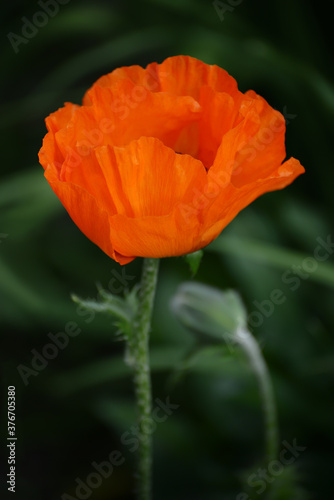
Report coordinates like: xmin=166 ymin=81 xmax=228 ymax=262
xmin=183 ymin=249 xmax=204 ymax=277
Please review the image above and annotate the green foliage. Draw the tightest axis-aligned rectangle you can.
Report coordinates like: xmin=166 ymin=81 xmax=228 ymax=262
xmin=71 ymin=284 xmax=139 ymax=341
xmin=1 ymin=1 xmax=333 ymax=499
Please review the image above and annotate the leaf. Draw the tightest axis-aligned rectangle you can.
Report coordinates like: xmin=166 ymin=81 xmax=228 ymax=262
xmin=71 ymin=293 xmax=130 ymax=322
xmin=71 ymin=284 xmax=139 ymax=340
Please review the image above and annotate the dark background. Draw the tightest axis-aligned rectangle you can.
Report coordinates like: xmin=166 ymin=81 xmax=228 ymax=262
xmin=1 ymin=1 xmax=333 ymax=499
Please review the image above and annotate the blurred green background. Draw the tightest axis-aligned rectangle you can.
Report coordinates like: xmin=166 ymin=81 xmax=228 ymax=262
xmin=1 ymin=0 xmax=333 ymax=499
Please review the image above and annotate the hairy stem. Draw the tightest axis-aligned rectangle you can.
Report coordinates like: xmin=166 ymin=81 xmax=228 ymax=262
xmin=132 ymin=258 xmax=160 ymax=500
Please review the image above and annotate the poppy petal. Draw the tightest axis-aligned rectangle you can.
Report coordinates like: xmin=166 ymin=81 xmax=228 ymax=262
xmin=99 ymin=136 xmax=208 ymax=258
xmin=85 ymin=79 xmax=201 ymax=150
xmin=51 ymin=79 xmax=201 ymax=163
xmin=45 ymin=175 xmax=132 ymax=264
xmin=200 ymin=157 xmax=305 ymax=246
xmin=231 ymin=91 xmax=287 ymax=187
xmin=197 ymin=86 xmax=245 ymax=168
xmin=83 ymin=63 xmax=160 ymax=105
xmin=108 ymin=209 xmax=204 ymax=259
xmin=95 ymin=136 xmax=207 ymax=218
xmin=158 ymin=55 xmax=239 ymax=100
xmin=39 ymin=103 xmax=79 ymax=176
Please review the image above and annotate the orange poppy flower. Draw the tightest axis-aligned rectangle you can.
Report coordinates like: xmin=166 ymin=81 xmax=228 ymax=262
xmin=39 ymin=55 xmax=304 ymax=265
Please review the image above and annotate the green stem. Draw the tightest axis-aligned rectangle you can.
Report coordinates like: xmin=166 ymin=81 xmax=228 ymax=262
xmin=236 ymin=328 xmax=279 ymax=463
xmin=132 ymin=258 xmax=160 ymax=500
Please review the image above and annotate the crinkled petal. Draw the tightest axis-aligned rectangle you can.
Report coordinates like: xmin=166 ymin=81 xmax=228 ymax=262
xmin=200 ymin=157 xmax=305 ymax=246
xmin=52 ymin=79 xmax=201 ymax=162
xmin=44 ymin=171 xmax=131 ymax=264
xmin=83 ymin=62 xmax=160 ymax=105
xmin=231 ymin=91 xmax=287 ymax=187
xmin=39 ymin=103 xmax=79 ymax=176
xmin=158 ymin=55 xmax=239 ymax=100
xmin=197 ymin=86 xmax=246 ymax=167
xmin=108 ymin=209 xmax=204 ymax=259
xmin=95 ymin=136 xmax=207 ymax=218
xmin=97 ymin=136 xmax=208 ymax=258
